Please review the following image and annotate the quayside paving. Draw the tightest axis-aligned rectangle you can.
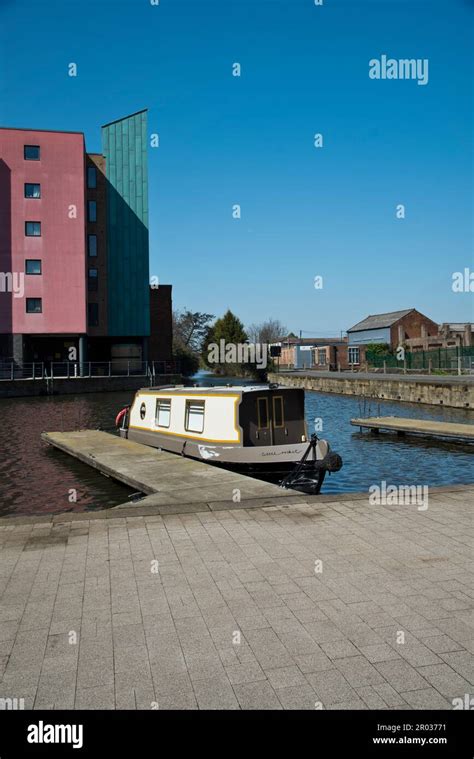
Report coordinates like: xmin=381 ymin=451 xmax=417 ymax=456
xmin=0 ymin=484 xmax=472 ymax=710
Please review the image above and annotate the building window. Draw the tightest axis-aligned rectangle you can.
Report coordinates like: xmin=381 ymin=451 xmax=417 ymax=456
xmin=185 ymin=400 xmax=205 ymax=433
xmin=88 ymin=234 xmax=97 ymax=257
xmin=25 ymin=221 xmax=41 ymax=236
xmin=25 ymin=259 xmax=42 ymax=275
xmin=24 ymin=183 xmax=41 ymax=199
xmin=348 ymin=347 xmax=360 ymax=365
xmin=272 ymin=396 xmax=284 ymax=428
xmin=26 ymin=298 xmax=42 ymax=313
xmin=257 ymin=397 xmax=269 ymax=429
xmin=155 ymin=398 xmax=171 ymax=428
xmin=88 ymin=200 xmax=97 ymax=222
xmin=24 ymin=145 xmax=40 ymax=160
xmin=87 ymin=167 xmax=97 ymax=189
xmin=318 ymin=349 xmax=327 ymax=366
xmin=88 ymin=268 xmax=98 ymax=292
xmin=88 ymin=302 xmax=99 ymax=327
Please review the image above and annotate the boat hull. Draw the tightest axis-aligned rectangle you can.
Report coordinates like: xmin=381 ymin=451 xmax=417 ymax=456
xmin=121 ymin=426 xmax=329 ymax=474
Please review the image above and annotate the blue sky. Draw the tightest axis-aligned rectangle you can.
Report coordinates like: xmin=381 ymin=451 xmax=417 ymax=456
xmin=1 ymin=0 xmax=473 ymax=335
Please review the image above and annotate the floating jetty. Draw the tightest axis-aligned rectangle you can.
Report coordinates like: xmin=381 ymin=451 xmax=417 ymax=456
xmin=350 ymin=416 xmax=474 ymax=442
xmin=41 ymin=430 xmax=309 ymax=514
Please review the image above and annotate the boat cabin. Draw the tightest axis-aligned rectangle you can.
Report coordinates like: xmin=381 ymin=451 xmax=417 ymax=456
xmin=126 ymin=384 xmax=308 ymax=448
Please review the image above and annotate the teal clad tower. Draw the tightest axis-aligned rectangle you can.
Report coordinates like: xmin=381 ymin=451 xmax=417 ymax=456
xmin=102 ymin=110 xmax=150 ymax=337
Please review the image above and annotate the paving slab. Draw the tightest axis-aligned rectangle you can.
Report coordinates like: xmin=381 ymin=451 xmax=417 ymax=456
xmin=0 ymin=485 xmax=472 ymax=710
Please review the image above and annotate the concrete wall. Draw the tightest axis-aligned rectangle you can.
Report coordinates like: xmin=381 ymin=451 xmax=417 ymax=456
xmin=268 ymin=373 xmax=473 ymax=409
xmin=0 ymin=375 xmax=181 ymax=399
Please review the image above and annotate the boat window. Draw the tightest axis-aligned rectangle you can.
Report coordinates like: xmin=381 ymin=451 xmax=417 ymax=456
xmin=257 ymin=397 xmax=269 ymax=429
xmin=273 ymin=396 xmax=284 ymax=428
xmin=185 ymin=400 xmax=205 ymax=433
xmin=155 ymin=398 xmax=171 ymax=428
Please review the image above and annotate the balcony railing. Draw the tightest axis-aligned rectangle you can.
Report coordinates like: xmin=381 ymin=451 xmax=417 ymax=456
xmin=0 ymin=360 xmax=180 ymax=381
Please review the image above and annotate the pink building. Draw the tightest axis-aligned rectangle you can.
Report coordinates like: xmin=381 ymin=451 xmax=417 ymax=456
xmin=0 ymin=113 xmax=157 ymax=370
xmin=0 ymin=128 xmax=87 ymax=363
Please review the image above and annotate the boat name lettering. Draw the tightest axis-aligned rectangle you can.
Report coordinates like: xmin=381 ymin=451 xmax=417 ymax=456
xmin=261 ymin=449 xmax=300 ymax=457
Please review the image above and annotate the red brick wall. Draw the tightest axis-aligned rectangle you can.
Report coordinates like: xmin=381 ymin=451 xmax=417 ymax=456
xmin=279 ymin=343 xmax=367 ymax=370
xmin=330 ymin=344 xmax=366 ymax=370
xmin=390 ymin=310 xmax=439 ymax=348
xmin=149 ymin=285 xmax=173 ymax=361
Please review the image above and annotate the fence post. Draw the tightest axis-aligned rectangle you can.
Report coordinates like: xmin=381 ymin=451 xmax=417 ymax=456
xmin=383 ymin=360 xmax=386 ymax=374
xmin=11 ymin=362 xmax=13 ymax=380
xmin=458 ymin=356 xmax=462 ymax=376
xmin=127 ymin=360 xmax=130 ymax=377
xmin=428 ymin=359 xmax=432 ymax=375
xmin=109 ymin=361 xmax=111 ymax=377
xmin=403 ymin=358 xmax=407 ymax=375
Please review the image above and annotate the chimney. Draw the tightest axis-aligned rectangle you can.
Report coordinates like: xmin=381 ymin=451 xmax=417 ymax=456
xmin=464 ymin=324 xmax=472 ymax=347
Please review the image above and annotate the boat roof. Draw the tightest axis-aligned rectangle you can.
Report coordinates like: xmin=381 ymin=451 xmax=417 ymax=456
xmin=142 ymin=384 xmax=291 ymax=394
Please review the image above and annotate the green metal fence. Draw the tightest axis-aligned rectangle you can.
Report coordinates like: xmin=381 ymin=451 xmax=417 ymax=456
xmin=367 ymin=346 xmax=474 ymax=372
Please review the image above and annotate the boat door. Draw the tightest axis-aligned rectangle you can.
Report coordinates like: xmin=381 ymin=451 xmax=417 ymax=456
xmin=256 ymin=395 xmax=272 ymax=445
xmin=270 ymin=394 xmax=286 ymax=445
xmin=255 ymin=393 xmax=286 ymax=446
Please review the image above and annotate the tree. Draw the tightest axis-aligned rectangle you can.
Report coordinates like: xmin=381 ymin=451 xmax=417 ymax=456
xmin=173 ymin=310 xmax=214 ymax=353
xmin=213 ymin=310 xmax=247 ymax=344
xmin=366 ymin=342 xmax=391 ymax=356
xmin=202 ymin=310 xmax=249 ymax=375
xmin=172 ymin=310 xmax=214 ymax=377
xmin=246 ymin=318 xmax=288 ymax=345
xmin=173 ymin=346 xmax=200 ymax=377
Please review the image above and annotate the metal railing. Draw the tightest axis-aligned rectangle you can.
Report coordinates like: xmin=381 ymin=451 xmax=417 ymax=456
xmin=367 ymin=346 xmax=474 ymax=374
xmin=0 ymin=362 xmax=44 ymax=380
xmin=0 ymin=360 xmax=180 ymax=381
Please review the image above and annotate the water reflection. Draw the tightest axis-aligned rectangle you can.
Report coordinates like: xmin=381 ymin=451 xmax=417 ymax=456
xmin=0 ymin=391 xmax=136 ymax=517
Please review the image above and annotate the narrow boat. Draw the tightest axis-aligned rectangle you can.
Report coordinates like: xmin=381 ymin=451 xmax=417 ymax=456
xmin=115 ymin=383 xmax=342 ymax=494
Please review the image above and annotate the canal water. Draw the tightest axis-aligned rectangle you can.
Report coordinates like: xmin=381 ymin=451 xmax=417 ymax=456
xmin=0 ymin=374 xmax=473 ymax=516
